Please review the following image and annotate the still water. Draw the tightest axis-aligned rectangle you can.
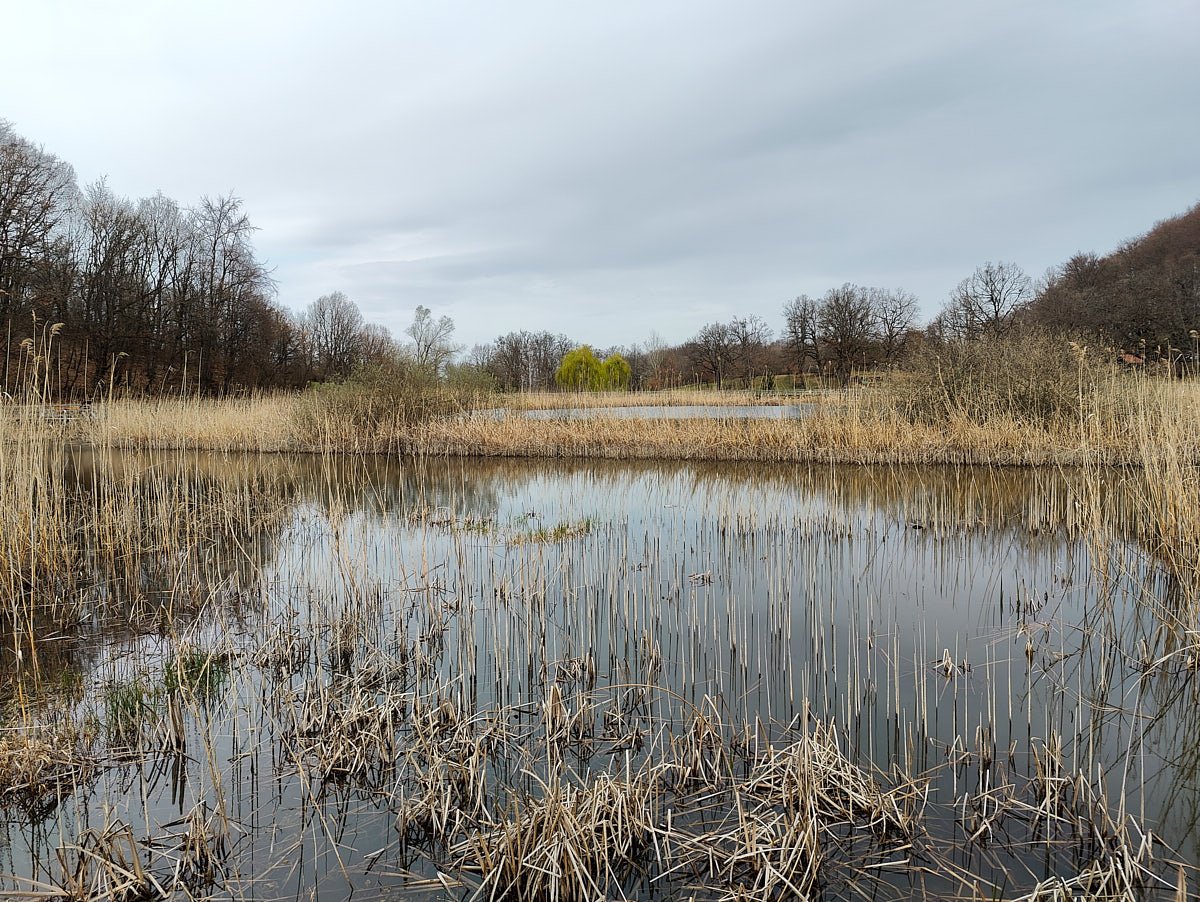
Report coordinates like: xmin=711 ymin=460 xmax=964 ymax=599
xmin=475 ymin=403 xmax=813 ymax=421
xmin=0 ymin=452 xmax=1194 ymax=899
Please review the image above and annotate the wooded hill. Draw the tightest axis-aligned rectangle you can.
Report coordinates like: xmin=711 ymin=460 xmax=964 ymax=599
xmin=1028 ymin=203 xmax=1200 ymax=355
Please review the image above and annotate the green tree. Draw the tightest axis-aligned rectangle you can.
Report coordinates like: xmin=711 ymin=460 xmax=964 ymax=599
xmin=555 ymin=345 xmax=602 ymax=390
xmin=600 ymin=352 xmax=631 ymax=390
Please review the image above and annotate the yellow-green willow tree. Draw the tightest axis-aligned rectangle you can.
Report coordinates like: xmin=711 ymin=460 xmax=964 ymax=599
xmin=555 ymin=346 xmax=631 ymax=391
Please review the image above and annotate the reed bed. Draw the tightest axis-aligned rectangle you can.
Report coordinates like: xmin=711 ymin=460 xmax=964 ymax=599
xmin=420 ymin=376 xmax=1200 ymax=468
xmin=19 ymin=373 xmax=1194 ymax=469
xmin=89 ymin=394 xmax=301 ymax=453
xmin=419 ymin=407 xmax=1074 ymax=465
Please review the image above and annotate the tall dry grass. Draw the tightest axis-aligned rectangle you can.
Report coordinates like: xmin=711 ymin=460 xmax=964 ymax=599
xmin=91 ymin=395 xmax=300 ymax=452
xmin=416 ymin=376 xmax=1200 ymax=467
xmin=9 ymin=368 xmax=1196 ymax=469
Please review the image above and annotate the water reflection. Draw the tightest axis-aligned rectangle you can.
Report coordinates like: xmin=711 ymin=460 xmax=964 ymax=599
xmin=512 ymin=404 xmax=815 ymax=420
xmin=0 ymin=453 xmax=1194 ymax=899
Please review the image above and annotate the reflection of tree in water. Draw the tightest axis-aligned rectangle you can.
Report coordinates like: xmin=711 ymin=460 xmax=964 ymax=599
xmin=1 ymin=449 xmax=518 ymax=693
xmin=319 ymin=454 xmax=505 ymax=516
xmin=163 ymin=452 xmax=510 ymax=521
xmin=421 ymin=455 xmax=1137 ymax=545
xmin=65 ymin=450 xmax=292 ymax=605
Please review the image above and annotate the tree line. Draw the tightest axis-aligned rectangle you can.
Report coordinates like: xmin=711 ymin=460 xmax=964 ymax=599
xmin=1 ymin=121 xmax=294 ymax=395
xmin=0 ymin=121 xmax=469 ymax=397
xmin=464 ymin=207 xmax=1200 ymax=391
xmin=5 ymin=120 xmax=1195 ymax=397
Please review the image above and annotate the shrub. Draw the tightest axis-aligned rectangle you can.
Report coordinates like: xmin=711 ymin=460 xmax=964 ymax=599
xmin=293 ymin=356 xmax=481 ymax=448
xmin=892 ymin=329 xmax=1110 ymax=425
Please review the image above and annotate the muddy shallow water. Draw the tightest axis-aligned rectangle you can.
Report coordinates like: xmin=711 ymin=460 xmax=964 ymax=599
xmin=0 ymin=452 xmax=1195 ymax=899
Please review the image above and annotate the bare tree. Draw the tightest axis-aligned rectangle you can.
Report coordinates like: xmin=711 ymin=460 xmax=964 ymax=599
xmin=359 ymin=322 xmax=398 ymax=365
xmin=817 ymin=284 xmax=878 ymax=383
xmin=642 ymin=329 xmax=670 ymax=389
xmin=0 ymin=120 xmax=77 ymax=319
xmin=686 ymin=321 xmax=735 ymax=388
xmin=782 ymin=295 xmax=822 ymax=374
xmin=481 ymin=330 xmax=573 ymax=390
xmin=728 ymin=315 xmax=772 ymax=384
xmin=189 ymin=194 xmax=273 ymax=390
xmin=871 ymin=287 xmax=918 ymax=364
xmin=304 ymin=291 xmax=365 ymax=380
xmin=939 ymin=261 xmax=1032 ymax=340
xmin=405 ymin=305 xmax=461 ymax=375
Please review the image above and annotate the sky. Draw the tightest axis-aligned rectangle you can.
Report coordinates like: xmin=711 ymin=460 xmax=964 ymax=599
xmin=3 ymin=0 xmax=1198 ymax=351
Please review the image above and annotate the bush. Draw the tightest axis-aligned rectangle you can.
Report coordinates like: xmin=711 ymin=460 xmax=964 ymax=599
xmin=892 ymin=329 xmax=1110 ymax=425
xmin=294 ymin=357 xmax=481 ymax=447
xmin=444 ymin=362 xmax=498 ymax=395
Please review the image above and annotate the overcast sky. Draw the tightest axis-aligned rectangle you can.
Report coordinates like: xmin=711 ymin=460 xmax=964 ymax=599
xmin=3 ymin=0 xmax=1197 ymax=350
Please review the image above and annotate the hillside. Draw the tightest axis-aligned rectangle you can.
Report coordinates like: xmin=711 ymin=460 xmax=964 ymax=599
xmin=1030 ymin=202 xmax=1200 ymax=354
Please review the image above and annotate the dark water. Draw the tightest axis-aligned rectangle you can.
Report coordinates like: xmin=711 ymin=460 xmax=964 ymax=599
xmin=0 ymin=452 xmax=1195 ymax=899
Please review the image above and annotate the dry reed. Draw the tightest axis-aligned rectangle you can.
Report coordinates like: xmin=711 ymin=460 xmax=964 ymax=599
xmin=3 ymin=381 xmax=1199 ymax=900
xmin=8 ymin=370 xmax=1199 ymax=470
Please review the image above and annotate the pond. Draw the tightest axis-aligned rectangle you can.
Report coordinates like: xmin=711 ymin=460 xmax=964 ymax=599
xmin=476 ymin=403 xmax=814 ymax=420
xmin=0 ymin=452 xmax=1194 ymax=900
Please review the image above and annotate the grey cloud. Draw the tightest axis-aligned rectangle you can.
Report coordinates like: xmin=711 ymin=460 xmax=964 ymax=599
xmin=4 ymin=0 xmax=1196 ymax=349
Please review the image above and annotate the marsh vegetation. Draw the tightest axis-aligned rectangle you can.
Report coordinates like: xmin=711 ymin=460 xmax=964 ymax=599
xmin=5 ymin=297 xmax=1200 ymax=900
xmin=3 ymin=413 xmax=1200 ymax=900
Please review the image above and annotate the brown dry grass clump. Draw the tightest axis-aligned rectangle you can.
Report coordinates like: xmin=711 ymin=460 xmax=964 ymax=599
xmin=445 ymin=711 xmax=925 ymax=902
xmin=37 ymin=805 xmax=232 ymax=902
xmin=0 ymin=719 xmax=96 ymax=813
